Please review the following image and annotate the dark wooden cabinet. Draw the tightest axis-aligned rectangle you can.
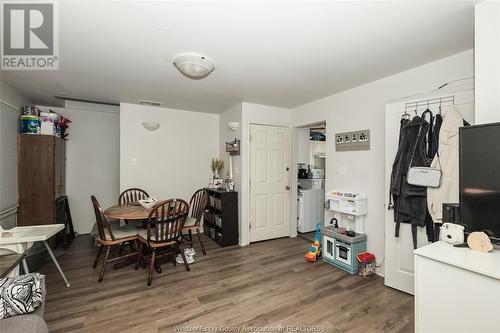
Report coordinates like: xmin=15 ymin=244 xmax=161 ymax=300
xmin=18 ymin=134 xmax=66 ymax=226
xmin=204 ymin=188 xmax=238 ymax=247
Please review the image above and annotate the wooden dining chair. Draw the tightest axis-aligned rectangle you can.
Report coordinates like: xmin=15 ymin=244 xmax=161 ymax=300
xmin=182 ymin=189 xmax=209 ymax=255
xmin=118 ymin=188 xmax=150 ymax=252
xmin=118 ymin=188 xmax=149 ymax=206
xmin=91 ymin=195 xmax=139 ymax=282
xmin=135 ymin=199 xmax=190 ymax=286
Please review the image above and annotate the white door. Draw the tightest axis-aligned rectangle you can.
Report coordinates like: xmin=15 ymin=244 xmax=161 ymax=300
xmin=384 ymin=90 xmax=475 ymax=294
xmin=250 ymin=124 xmax=291 ymax=242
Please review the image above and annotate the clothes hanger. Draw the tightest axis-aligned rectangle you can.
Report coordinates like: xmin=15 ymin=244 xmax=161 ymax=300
xmin=402 ymin=110 xmax=411 ymax=120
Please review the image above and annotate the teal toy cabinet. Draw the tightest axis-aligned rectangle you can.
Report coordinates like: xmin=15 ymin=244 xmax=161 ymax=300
xmin=321 ymin=226 xmax=367 ymax=275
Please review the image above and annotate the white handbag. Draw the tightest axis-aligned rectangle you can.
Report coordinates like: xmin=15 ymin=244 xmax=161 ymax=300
xmin=407 ymin=121 xmax=442 ymax=188
xmin=407 ymin=166 xmax=441 ymax=187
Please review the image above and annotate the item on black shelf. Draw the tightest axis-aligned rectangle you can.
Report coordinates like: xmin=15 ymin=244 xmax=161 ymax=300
xmin=442 ymin=203 xmax=460 ymax=223
xmin=213 ymin=178 xmax=223 ymax=189
xmin=439 ymin=223 xmax=465 ymax=245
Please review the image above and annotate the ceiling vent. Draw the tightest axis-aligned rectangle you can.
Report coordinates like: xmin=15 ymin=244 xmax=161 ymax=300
xmin=137 ymin=100 xmax=163 ymax=107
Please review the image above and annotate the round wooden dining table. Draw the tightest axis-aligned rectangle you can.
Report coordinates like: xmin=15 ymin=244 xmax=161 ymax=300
xmin=103 ymin=204 xmax=153 ymax=270
xmin=104 ymin=204 xmax=152 ymax=220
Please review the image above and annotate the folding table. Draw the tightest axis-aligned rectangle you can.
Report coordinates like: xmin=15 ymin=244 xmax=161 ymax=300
xmin=0 ymin=224 xmax=70 ymax=287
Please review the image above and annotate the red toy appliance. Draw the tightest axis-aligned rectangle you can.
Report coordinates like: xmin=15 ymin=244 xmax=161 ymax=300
xmin=356 ymin=251 xmax=376 ymax=277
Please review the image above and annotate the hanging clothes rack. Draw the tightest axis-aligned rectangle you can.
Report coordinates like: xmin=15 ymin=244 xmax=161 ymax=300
xmin=388 ymin=77 xmax=473 ymax=104
xmin=404 ymin=95 xmax=454 ymax=113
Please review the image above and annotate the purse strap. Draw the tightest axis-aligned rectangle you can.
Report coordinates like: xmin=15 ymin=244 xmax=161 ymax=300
xmin=422 ymin=109 xmax=434 ymax=158
xmin=408 ymin=121 xmax=424 ymax=170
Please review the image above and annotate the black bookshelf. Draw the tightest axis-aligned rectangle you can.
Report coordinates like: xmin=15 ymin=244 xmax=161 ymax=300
xmin=203 ymin=188 xmax=238 ymax=247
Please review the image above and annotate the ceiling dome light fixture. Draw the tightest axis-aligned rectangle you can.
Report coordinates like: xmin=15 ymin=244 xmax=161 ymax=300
xmin=173 ymin=52 xmax=215 ymax=79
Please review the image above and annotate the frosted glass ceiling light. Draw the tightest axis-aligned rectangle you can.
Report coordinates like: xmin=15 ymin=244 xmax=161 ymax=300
xmin=173 ymin=53 xmax=215 ymax=79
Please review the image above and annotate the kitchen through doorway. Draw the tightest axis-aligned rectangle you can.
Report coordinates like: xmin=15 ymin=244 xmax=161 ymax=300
xmin=296 ymin=122 xmax=327 ymax=242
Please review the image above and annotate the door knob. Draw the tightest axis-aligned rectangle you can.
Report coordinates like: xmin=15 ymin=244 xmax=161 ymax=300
xmin=285 ymin=186 xmax=290 ymax=190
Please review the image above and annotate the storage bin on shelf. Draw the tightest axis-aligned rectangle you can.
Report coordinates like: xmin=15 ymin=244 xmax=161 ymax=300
xmin=215 ymin=215 xmax=222 ymax=228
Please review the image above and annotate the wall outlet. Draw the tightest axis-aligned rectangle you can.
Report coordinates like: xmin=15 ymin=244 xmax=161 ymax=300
xmin=335 ymin=129 xmax=370 ymax=151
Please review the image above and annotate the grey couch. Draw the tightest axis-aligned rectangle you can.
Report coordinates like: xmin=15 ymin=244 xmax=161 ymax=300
xmin=0 ymin=275 xmax=48 ymax=333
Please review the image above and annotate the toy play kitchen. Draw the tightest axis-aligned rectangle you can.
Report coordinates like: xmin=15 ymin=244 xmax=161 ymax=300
xmin=321 ymin=226 xmax=367 ymax=275
xmin=322 ymin=190 xmax=368 ymax=275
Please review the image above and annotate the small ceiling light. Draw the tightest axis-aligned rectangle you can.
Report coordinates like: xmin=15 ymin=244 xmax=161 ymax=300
xmin=142 ymin=122 xmax=160 ymax=131
xmin=173 ymin=52 xmax=215 ymax=79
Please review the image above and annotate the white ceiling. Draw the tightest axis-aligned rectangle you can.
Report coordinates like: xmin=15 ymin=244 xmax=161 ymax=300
xmin=0 ymin=1 xmax=475 ymax=113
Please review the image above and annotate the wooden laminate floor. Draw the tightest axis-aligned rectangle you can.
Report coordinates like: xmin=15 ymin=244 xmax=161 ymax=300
xmin=40 ymin=234 xmax=413 ymax=333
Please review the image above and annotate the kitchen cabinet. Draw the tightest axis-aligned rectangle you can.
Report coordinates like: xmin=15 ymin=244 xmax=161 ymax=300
xmin=310 ymin=140 xmax=326 ymax=155
xmin=309 ymin=140 xmax=326 ymax=165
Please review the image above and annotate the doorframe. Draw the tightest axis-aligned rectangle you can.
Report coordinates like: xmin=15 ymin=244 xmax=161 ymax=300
xmin=290 ymin=120 xmax=328 ymax=238
xmin=384 ymin=89 xmax=475 ymax=294
xmin=242 ymin=122 xmax=293 ymax=245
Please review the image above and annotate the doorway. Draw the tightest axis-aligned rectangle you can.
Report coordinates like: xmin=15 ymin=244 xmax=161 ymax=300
xmin=249 ymin=124 xmax=291 ymax=242
xmin=295 ymin=122 xmax=327 ymax=241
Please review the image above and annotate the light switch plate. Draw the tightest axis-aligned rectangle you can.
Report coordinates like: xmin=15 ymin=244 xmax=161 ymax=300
xmin=335 ymin=129 xmax=370 ymax=151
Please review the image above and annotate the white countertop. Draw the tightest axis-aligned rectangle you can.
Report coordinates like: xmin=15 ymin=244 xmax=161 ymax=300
xmin=414 ymin=241 xmax=500 ymax=280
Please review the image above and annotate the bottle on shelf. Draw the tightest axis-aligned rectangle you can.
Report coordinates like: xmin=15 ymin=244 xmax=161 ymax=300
xmin=307 ymin=165 xmax=313 ymax=179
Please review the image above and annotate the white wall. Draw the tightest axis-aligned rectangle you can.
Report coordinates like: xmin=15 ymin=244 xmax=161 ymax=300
xmin=291 ymin=49 xmax=474 ymax=273
xmin=0 ymin=82 xmax=30 ymax=229
xmin=38 ymin=103 xmax=120 ymax=234
xmin=475 ymin=1 xmax=500 ymax=124
xmin=0 ymin=81 xmax=31 ymax=109
xmin=240 ymin=102 xmax=292 ymax=245
xmin=120 ymin=103 xmax=219 ymax=204
xmin=296 ymin=128 xmax=310 ymax=165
